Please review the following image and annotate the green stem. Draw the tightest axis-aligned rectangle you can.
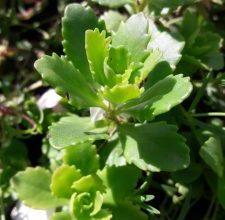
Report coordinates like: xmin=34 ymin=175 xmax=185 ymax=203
xmin=177 ymin=191 xmax=192 ymax=220
xmin=0 ymin=188 xmax=5 ymax=220
xmin=188 ymin=71 xmax=213 ymax=113
xmin=193 ymin=112 xmax=225 ymax=117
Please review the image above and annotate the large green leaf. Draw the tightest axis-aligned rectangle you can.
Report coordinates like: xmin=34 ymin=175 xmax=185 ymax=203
xmin=86 ymin=29 xmax=110 ymax=85
xmin=199 ymin=137 xmax=223 ymax=177
xmin=119 ymin=74 xmax=192 ymax=121
xmin=92 ymin=0 xmax=134 ymax=8
xmin=119 ymin=122 xmax=190 ymax=172
xmin=11 ymin=167 xmax=66 ymax=209
xmin=34 ymin=54 xmax=105 ymax=109
xmin=108 ymin=201 xmax=148 ymax=220
xmin=147 ymin=19 xmax=184 ymax=70
xmin=112 ymin=13 xmax=150 ymax=63
xmin=62 ymin=3 xmax=98 ymax=81
xmin=64 ymin=142 xmax=100 ymax=175
xmin=49 ymin=115 xmax=108 ymax=149
xmin=98 ymin=165 xmax=141 ymax=204
xmin=51 ymin=212 xmax=72 ymax=220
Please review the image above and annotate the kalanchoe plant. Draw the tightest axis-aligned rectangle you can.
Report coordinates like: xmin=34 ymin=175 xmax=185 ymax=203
xmin=12 ymin=3 xmax=193 ymax=219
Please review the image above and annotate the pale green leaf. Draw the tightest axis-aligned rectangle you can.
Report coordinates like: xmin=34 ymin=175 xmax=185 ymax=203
xmin=11 ymin=167 xmax=66 ymax=209
xmin=51 ymin=165 xmax=82 ymax=199
xmin=34 ymin=54 xmax=105 ymax=109
xmin=120 ymin=122 xmax=190 ymax=172
xmin=119 ymin=74 xmax=192 ymax=121
xmin=102 ymin=11 xmax=126 ymax=32
xmin=62 ymin=3 xmax=98 ymax=81
xmin=200 ymin=137 xmax=223 ymax=177
xmin=112 ymin=13 xmax=150 ymax=63
xmin=103 ymin=84 xmax=142 ymax=104
xmin=147 ymin=19 xmax=184 ymax=70
xmin=64 ymin=142 xmax=99 ymax=175
xmin=71 ymin=175 xmax=105 ymax=193
xmin=86 ymin=29 xmax=110 ymax=85
xmin=92 ymin=0 xmax=134 ymax=8
xmin=49 ymin=115 xmax=108 ymax=149
xmin=51 ymin=212 xmax=72 ymax=220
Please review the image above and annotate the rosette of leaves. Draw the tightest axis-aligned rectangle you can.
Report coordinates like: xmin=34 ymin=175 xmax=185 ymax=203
xmin=14 ymin=3 xmax=194 ymax=219
xmin=177 ymin=10 xmax=224 ymax=74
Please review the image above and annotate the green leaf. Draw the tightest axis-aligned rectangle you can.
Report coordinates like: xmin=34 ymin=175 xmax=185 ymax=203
xmin=51 ymin=165 xmax=82 ymax=199
xmin=112 ymin=13 xmax=150 ymax=63
xmin=62 ymin=3 xmax=98 ymax=81
xmin=102 ymin=11 xmax=126 ymax=32
xmin=64 ymin=142 xmax=99 ymax=175
xmin=49 ymin=115 xmax=108 ymax=149
xmin=34 ymin=54 xmax=105 ymax=109
xmin=86 ymin=29 xmax=110 ymax=85
xmin=51 ymin=212 xmax=72 ymax=220
xmin=71 ymin=175 xmax=105 ymax=193
xmin=98 ymin=165 xmax=141 ymax=204
xmin=119 ymin=74 xmax=192 ymax=121
xmin=119 ymin=122 xmax=190 ymax=172
xmin=103 ymin=84 xmax=142 ymax=104
xmin=218 ymin=176 xmax=225 ymax=209
xmin=100 ymin=136 xmax=127 ymax=167
xmin=92 ymin=0 xmax=134 ymax=8
xmin=107 ymin=46 xmax=130 ymax=75
xmin=11 ymin=167 xmax=66 ymax=209
xmin=108 ymin=201 xmax=148 ymax=220
xmin=199 ymin=137 xmax=223 ymax=177
xmin=147 ymin=19 xmax=184 ymax=70
xmin=70 ymin=191 xmax=104 ymax=219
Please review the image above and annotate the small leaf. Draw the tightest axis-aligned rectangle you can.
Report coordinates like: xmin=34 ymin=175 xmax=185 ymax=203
xmin=64 ymin=142 xmax=99 ymax=175
xmin=49 ymin=115 xmax=108 ymax=149
xmin=103 ymin=84 xmax=142 ymax=104
xmin=107 ymin=46 xmax=130 ymax=75
xmin=71 ymin=175 xmax=105 ymax=193
xmin=112 ymin=13 xmax=150 ymax=63
xmin=119 ymin=122 xmax=190 ymax=172
xmin=102 ymin=11 xmax=126 ymax=32
xmin=86 ymin=29 xmax=110 ymax=85
xmin=34 ymin=54 xmax=105 ymax=109
xmin=11 ymin=167 xmax=66 ymax=209
xmin=199 ymin=137 xmax=223 ymax=177
xmin=51 ymin=165 xmax=82 ymax=199
xmin=62 ymin=3 xmax=98 ymax=81
xmin=92 ymin=0 xmax=134 ymax=8
xmin=119 ymin=74 xmax=192 ymax=121
xmin=98 ymin=165 xmax=141 ymax=204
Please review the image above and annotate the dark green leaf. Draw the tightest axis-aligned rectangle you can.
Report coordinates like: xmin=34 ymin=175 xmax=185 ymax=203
xmin=120 ymin=122 xmax=190 ymax=172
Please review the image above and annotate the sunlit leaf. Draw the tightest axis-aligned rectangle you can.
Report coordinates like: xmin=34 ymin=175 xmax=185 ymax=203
xmin=64 ymin=142 xmax=100 ymax=175
xmin=11 ymin=167 xmax=66 ymax=209
xmin=49 ymin=115 xmax=108 ymax=149
xmin=34 ymin=54 xmax=105 ymax=109
xmin=200 ymin=136 xmax=223 ymax=177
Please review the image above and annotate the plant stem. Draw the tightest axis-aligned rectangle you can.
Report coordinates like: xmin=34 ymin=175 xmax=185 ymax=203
xmin=0 ymin=188 xmax=5 ymax=220
xmin=177 ymin=191 xmax=192 ymax=220
xmin=193 ymin=112 xmax=225 ymax=117
xmin=188 ymin=71 xmax=213 ymax=113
